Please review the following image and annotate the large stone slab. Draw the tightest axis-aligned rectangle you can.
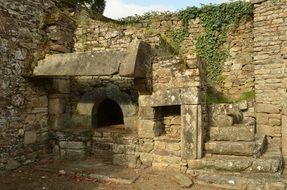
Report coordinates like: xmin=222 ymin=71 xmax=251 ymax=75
xmin=210 ymin=125 xmax=255 ymax=141
xmin=34 ymin=51 xmax=124 ymax=76
xmin=205 ymin=140 xmax=264 ymax=156
xmin=188 ymin=158 xmax=253 ymax=172
xmin=33 ymin=40 xmax=152 ymax=79
xmin=119 ymin=40 xmax=152 ymax=78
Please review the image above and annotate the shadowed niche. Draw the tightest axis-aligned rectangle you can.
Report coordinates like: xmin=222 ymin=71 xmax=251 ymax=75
xmin=97 ymin=99 xmax=124 ymax=128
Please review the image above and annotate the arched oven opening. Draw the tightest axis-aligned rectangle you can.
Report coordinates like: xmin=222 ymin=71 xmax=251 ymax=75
xmin=96 ymin=99 xmax=124 ymax=129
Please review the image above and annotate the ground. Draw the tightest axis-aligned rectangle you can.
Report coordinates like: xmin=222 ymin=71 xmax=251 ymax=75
xmin=0 ymin=158 xmax=219 ymax=190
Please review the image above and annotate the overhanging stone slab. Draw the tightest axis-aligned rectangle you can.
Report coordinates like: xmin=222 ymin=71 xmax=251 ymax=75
xmin=119 ymin=40 xmax=152 ymax=78
xmin=32 ymin=40 xmax=152 ymax=79
xmin=33 ymin=51 xmax=124 ymax=76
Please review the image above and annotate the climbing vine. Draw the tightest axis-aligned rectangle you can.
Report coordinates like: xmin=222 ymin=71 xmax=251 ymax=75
xmin=174 ymin=2 xmax=253 ymax=86
xmin=97 ymin=1 xmax=253 ymax=87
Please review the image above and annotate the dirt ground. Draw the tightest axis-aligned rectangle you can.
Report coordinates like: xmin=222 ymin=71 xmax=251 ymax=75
xmin=0 ymin=164 xmax=220 ymax=190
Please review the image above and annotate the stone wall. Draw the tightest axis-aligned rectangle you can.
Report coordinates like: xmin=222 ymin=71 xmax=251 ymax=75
xmin=253 ymin=0 xmax=287 ymax=159
xmin=0 ymin=0 xmax=75 ymax=170
xmin=74 ymin=13 xmax=254 ymax=99
xmin=223 ymin=21 xmax=254 ymax=98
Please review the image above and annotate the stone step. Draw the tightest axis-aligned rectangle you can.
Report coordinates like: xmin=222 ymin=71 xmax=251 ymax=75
xmin=205 ymin=135 xmax=266 ymax=157
xmin=189 ymin=171 xmax=285 ymax=190
xmin=187 ymin=155 xmax=282 ymax=174
xmin=210 ymin=125 xmax=255 ymax=142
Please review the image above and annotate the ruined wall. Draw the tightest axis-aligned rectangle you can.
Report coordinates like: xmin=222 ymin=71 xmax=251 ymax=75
xmin=224 ymin=21 xmax=254 ymax=98
xmin=0 ymin=0 xmax=75 ymax=170
xmin=75 ymin=14 xmax=254 ymax=99
xmin=253 ymin=0 xmax=287 ymax=156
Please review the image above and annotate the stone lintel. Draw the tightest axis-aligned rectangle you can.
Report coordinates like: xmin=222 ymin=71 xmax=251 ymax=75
xmin=33 ymin=40 xmax=152 ymax=80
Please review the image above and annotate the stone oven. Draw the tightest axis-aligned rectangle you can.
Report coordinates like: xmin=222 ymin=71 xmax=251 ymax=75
xmin=32 ymin=38 xmax=205 ymax=169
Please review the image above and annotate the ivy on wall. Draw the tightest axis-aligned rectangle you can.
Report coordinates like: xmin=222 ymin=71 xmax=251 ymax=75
xmin=175 ymin=2 xmax=253 ymax=87
xmin=120 ymin=2 xmax=253 ymax=87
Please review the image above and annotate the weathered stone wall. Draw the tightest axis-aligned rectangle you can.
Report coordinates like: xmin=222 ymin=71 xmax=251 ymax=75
xmin=0 ymin=0 xmax=75 ymax=170
xmin=253 ymin=0 xmax=287 ymax=158
xmin=224 ymin=21 xmax=254 ymax=98
xmin=74 ymin=14 xmax=254 ymax=99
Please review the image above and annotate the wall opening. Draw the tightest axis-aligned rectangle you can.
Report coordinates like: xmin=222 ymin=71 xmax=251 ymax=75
xmin=96 ymin=99 xmax=124 ymax=128
xmin=154 ymin=105 xmax=181 ymax=139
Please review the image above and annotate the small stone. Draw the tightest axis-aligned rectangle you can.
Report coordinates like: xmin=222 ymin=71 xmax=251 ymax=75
xmin=173 ymin=172 xmax=193 ymax=188
xmin=6 ymin=158 xmax=20 ymax=170
xmin=24 ymin=131 xmax=37 ymax=145
xmin=238 ymin=100 xmax=248 ymax=111
xmin=59 ymin=170 xmax=66 ymax=175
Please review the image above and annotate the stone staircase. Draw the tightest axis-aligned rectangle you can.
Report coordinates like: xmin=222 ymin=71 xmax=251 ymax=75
xmin=188 ymin=102 xmax=283 ymax=176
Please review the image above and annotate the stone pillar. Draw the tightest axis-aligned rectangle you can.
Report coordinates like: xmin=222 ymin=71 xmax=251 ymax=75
xmin=181 ymin=105 xmax=203 ymax=160
xmin=49 ymin=79 xmax=70 ymax=130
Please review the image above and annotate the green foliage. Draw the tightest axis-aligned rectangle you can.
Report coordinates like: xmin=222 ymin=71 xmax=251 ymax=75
xmin=66 ymin=0 xmax=106 ymax=14
xmin=207 ymin=92 xmax=230 ymax=104
xmin=236 ymin=90 xmax=255 ymax=102
xmin=207 ymin=90 xmax=255 ymax=104
xmin=176 ymin=1 xmax=253 ymax=87
xmin=91 ymin=0 xmax=106 ymax=15
xmin=119 ymin=11 xmax=174 ymax=24
xmin=167 ymin=27 xmax=188 ymax=53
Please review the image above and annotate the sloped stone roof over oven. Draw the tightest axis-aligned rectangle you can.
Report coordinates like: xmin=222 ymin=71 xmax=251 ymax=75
xmin=32 ymin=40 xmax=152 ymax=78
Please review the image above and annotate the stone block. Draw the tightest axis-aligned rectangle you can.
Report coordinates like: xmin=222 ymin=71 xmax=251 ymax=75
xmin=6 ymin=158 xmax=20 ymax=170
xmin=76 ymin=102 xmax=94 ymax=115
xmin=138 ymin=106 xmax=157 ymax=119
xmin=205 ymin=140 xmax=264 ymax=156
xmin=53 ymin=79 xmax=70 ymax=93
xmin=256 ymin=104 xmax=280 ymax=114
xmin=49 ymin=114 xmax=69 ymax=130
xmin=238 ymin=100 xmax=248 ymax=111
xmin=34 ymin=51 xmax=123 ymax=76
xmin=113 ymin=154 xmax=139 ymax=168
xmin=212 ymin=115 xmax=233 ymax=127
xmin=24 ymin=131 xmax=37 ymax=145
xmin=61 ymin=149 xmax=87 ymax=160
xmin=150 ymin=89 xmax=181 ymax=107
xmin=181 ymin=87 xmax=199 ymax=105
xmin=113 ymin=144 xmax=135 ymax=154
xmin=138 ymin=95 xmax=152 ymax=107
xmin=139 ymin=140 xmax=154 ymax=153
xmin=49 ymin=97 xmax=65 ymax=115
xmin=210 ymin=126 xmax=255 ymax=141
xmin=124 ymin=116 xmax=138 ymax=131
xmin=166 ymin=143 xmax=181 ymax=152
xmin=138 ymin=120 xmax=162 ymax=138
xmin=269 ymin=118 xmax=281 ymax=126
xmin=59 ymin=141 xmax=85 ymax=149
xmin=139 ymin=153 xmax=154 ymax=166
xmin=251 ymin=158 xmax=282 ymax=173
xmin=256 ymin=113 xmax=269 ymax=125
xmin=173 ymin=173 xmax=193 ymax=188
xmin=188 ymin=158 xmax=253 ymax=171
xmin=170 ymin=116 xmax=181 ymax=125
xmin=30 ymin=96 xmax=48 ymax=107
xmin=153 ymin=155 xmax=181 ymax=164
xmin=71 ymin=115 xmax=91 ymax=128
xmin=181 ymin=105 xmax=202 ymax=159
xmin=264 ymin=182 xmax=286 ymax=190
